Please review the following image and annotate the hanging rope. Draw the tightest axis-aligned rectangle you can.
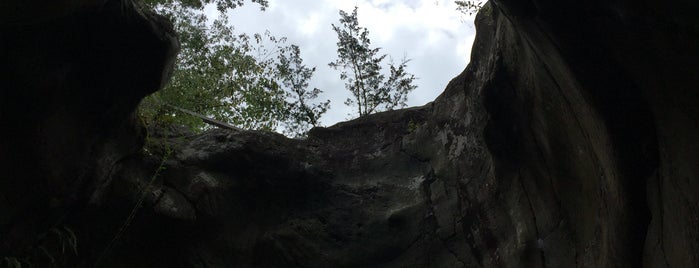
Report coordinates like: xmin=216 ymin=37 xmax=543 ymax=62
xmin=93 ymin=146 xmax=171 ymax=266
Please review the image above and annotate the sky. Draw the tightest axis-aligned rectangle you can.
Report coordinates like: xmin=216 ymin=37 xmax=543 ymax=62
xmin=207 ymin=0 xmax=477 ymax=126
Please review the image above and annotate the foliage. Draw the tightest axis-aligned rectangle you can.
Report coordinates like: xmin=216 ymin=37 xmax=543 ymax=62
xmin=329 ymin=6 xmax=417 ymax=117
xmin=455 ymin=0 xmax=484 ymax=16
xmin=140 ymin=0 xmax=329 ymax=137
xmin=1 ymin=257 xmax=25 ymax=268
xmin=48 ymin=226 xmax=78 ymax=257
xmin=143 ymin=0 xmax=268 ymax=12
xmin=276 ymin=45 xmax=330 ymax=137
xmin=407 ymin=119 xmax=420 ymax=132
xmin=1 ymin=225 xmax=79 ymax=268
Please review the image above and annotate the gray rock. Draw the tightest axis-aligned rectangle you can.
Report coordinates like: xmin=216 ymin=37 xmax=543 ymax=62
xmin=1 ymin=0 xmax=698 ymax=267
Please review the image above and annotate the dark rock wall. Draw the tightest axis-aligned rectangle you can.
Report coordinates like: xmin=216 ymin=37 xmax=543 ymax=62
xmin=483 ymin=0 xmax=699 ymax=266
xmin=1 ymin=0 xmax=697 ymax=267
xmin=0 ymin=0 xmax=178 ymax=264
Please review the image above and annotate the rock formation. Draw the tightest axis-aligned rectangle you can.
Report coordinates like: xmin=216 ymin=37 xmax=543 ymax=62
xmin=1 ymin=0 xmax=697 ymax=267
xmin=0 ymin=0 xmax=178 ymax=266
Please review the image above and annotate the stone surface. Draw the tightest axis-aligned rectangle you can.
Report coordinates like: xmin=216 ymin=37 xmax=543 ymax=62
xmin=1 ymin=0 xmax=698 ymax=267
xmin=0 ymin=0 xmax=178 ymax=265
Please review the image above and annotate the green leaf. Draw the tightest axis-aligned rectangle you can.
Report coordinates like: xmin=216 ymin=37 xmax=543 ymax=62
xmin=139 ymin=2 xmax=328 ymax=137
xmin=329 ymin=6 xmax=417 ymax=117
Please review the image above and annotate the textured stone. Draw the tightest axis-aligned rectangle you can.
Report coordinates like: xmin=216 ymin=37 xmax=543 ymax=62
xmin=0 ymin=0 xmax=178 ymax=263
xmin=1 ymin=0 xmax=698 ymax=267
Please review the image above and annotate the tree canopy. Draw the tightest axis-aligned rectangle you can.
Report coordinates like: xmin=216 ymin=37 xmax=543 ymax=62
xmin=139 ymin=0 xmax=329 ymax=137
xmin=140 ymin=1 xmax=429 ymax=135
xmin=455 ymin=0 xmax=484 ymax=16
xmin=143 ymin=0 xmax=268 ymax=12
xmin=329 ymin=6 xmax=417 ymax=117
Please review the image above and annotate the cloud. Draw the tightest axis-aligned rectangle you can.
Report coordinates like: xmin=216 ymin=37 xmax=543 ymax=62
xmin=221 ymin=0 xmax=477 ymax=125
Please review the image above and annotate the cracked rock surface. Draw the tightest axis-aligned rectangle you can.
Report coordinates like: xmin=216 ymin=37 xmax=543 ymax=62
xmin=90 ymin=2 xmax=699 ymax=266
xmin=2 ymin=0 xmax=698 ymax=267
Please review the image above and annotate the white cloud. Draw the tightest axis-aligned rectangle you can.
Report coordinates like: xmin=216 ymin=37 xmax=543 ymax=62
xmin=222 ymin=0 xmax=476 ymax=125
xmin=298 ymin=12 xmax=321 ymax=35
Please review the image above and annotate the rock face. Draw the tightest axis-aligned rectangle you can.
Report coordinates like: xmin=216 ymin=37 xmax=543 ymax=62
xmin=1 ymin=0 xmax=698 ymax=267
xmin=0 ymin=0 xmax=178 ymax=265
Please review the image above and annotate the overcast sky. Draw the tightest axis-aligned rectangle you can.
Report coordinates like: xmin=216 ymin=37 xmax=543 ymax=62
xmin=208 ymin=0 xmax=477 ymax=126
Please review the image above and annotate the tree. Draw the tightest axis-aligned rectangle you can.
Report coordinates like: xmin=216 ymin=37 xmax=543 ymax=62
xmin=276 ymin=45 xmax=330 ymax=137
xmin=329 ymin=6 xmax=417 ymax=117
xmin=139 ymin=0 xmax=329 ymax=136
xmin=143 ymin=0 xmax=269 ymax=13
xmin=455 ymin=0 xmax=484 ymax=16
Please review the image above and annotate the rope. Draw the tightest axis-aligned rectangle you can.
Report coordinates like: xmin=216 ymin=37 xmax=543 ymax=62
xmin=163 ymin=104 xmax=242 ymax=131
xmin=93 ymin=147 xmax=171 ymax=266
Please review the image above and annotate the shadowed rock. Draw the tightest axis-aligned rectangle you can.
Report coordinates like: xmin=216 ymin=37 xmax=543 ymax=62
xmin=1 ymin=0 xmax=698 ymax=267
xmin=0 ymin=0 xmax=178 ymax=264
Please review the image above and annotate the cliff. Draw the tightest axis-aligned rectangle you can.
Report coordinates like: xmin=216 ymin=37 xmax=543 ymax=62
xmin=1 ymin=0 xmax=697 ymax=267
